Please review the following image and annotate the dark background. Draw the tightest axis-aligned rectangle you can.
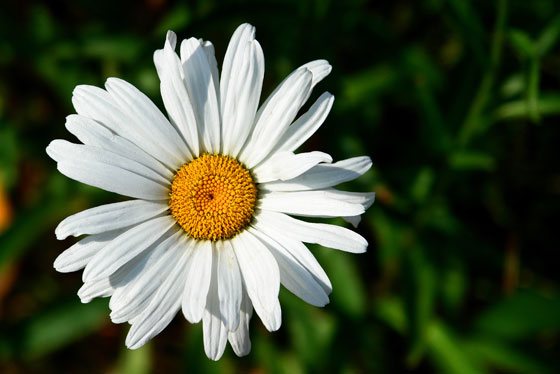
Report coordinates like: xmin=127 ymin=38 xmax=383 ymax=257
xmin=1 ymin=0 xmax=560 ymax=372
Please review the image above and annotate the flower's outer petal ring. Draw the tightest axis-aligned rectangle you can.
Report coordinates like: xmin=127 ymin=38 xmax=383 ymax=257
xmin=250 ymin=227 xmax=329 ymax=307
xmin=216 ymin=241 xmax=242 ymax=331
xmin=231 ymin=230 xmax=281 ymax=332
xmin=255 ymin=210 xmax=368 ymax=253
xmin=181 ymin=240 xmax=213 ymax=323
xmin=109 ymin=230 xmax=189 ymax=324
xmin=82 ymin=215 xmax=175 ymax=282
xmin=227 ymin=285 xmax=253 ymax=357
xmin=259 ymin=189 xmax=374 ymax=218
xmin=203 ymin=250 xmax=228 ymax=361
xmin=65 ymin=114 xmax=173 ymax=179
xmin=154 ymin=31 xmax=200 ymax=156
xmin=105 ymin=77 xmax=192 ymax=164
xmin=71 ymin=84 xmax=183 ymax=169
xmin=125 ymin=235 xmax=190 ymax=349
xmin=55 ymin=200 xmax=168 ymax=240
xmin=220 ymin=23 xmax=264 ymax=157
xmin=272 ymin=92 xmax=334 ymax=154
xmin=47 ymin=140 xmax=169 ymax=200
xmin=180 ymin=38 xmax=221 ymax=154
xmin=262 ymin=156 xmax=372 ymax=192
xmin=240 ymin=69 xmax=313 ymax=168
xmin=252 ymin=217 xmax=332 ymax=293
xmin=253 ymin=151 xmax=332 ymax=183
xmin=54 ymin=229 xmax=126 ymax=273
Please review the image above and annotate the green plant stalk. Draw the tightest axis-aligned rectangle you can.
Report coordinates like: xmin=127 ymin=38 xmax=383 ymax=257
xmin=458 ymin=0 xmax=508 ymax=147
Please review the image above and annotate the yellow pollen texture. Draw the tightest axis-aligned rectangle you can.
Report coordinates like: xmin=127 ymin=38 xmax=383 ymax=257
xmin=169 ymin=154 xmax=257 ymax=241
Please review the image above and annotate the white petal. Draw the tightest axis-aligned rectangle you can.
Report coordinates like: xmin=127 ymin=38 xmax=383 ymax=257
xmin=250 ymin=227 xmax=329 ymax=307
xmin=125 ymin=237 xmax=190 ymax=349
xmin=78 ymin=278 xmax=114 ymax=303
xmin=72 ymin=84 xmax=185 ymax=169
xmin=240 ymin=68 xmax=313 ymax=168
xmin=269 ymin=298 xmax=282 ymax=331
xmin=273 ymin=92 xmax=334 ymax=154
xmin=202 ymin=256 xmax=228 ymax=361
xmin=220 ymin=24 xmax=264 ymax=157
xmin=109 ymin=230 xmax=188 ymax=323
xmin=47 ymin=140 xmax=169 ymax=200
xmin=154 ymin=32 xmax=200 ymax=156
xmin=55 ymin=200 xmax=168 ymax=240
xmin=343 ymin=215 xmax=362 ymax=228
xmin=220 ymin=24 xmax=255 ymax=105
xmin=259 ymin=189 xmax=373 ymax=218
xmin=255 ymin=210 xmax=368 ymax=253
xmin=105 ymin=78 xmax=191 ymax=163
xmin=253 ymin=151 xmax=332 ymax=183
xmin=47 ymin=140 xmax=169 ymax=186
xmin=65 ymin=114 xmax=173 ymax=179
xmin=53 ymin=229 xmax=125 ymax=273
xmin=78 ymin=246 xmax=152 ymax=303
xmin=227 ymin=286 xmax=253 ymax=357
xmin=82 ymin=216 xmax=175 ymax=282
xmin=251 ymin=218 xmax=331 ymax=293
xmin=262 ymin=156 xmax=372 ymax=192
xmin=300 ymin=60 xmax=332 ymax=92
xmin=200 ymin=40 xmax=220 ymax=104
xmin=231 ymin=231 xmax=280 ymax=331
xmin=181 ymin=240 xmax=213 ymax=323
xmin=216 ymin=241 xmax=242 ymax=331
xmin=180 ymin=38 xmax=221 ymax=153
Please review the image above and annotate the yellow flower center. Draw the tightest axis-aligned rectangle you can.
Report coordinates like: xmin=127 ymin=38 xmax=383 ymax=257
xmin=169 ymin=154 xmax=257 ymax=241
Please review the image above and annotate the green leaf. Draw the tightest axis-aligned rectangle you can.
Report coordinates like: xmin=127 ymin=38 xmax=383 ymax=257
xmin=19 ymin=299 xmax=108 ymax=359
xmin=283 ymin=291 xmax=336 ymax=366
xmin=155 ymin=4 xmax=192 ymax=38
xmin=373 ymin=297 xmax=407 ymax=334
xmin=426 ymin=321 xmax=484 ymax=374
xmin=474 ymin=290 xmax=560 ymax=340
xmin=447 ymin=0 xmax=488 ymax=66
xmin=82 ymin=35 xmax=143 ymax=62
xmin=494 ymin=93 xmax=560 ymax=121
xmin=403 ymin=248 xmax=437 ymax=365
xmin=536 ymin=14 xmax=560 ymax=55
xmin=314 ymin=247 xmax=366 ymax=317
xmin=500 ymin=74 xmax=524 ymax=98
xmin=0 ymin=175 xmax=74 ymax=271
xmin=527 ymin=57 xmax=541 ymax=123
xmin=371 ymin=210 xmax=406 ymax=266
xmin=341 ymin=65 xmax=398 ymax=108
xmin=410 ymin=168 xmax=434 ymax=204
xmin=464 ymin=338 xmax=553 ymax=374
xmin=509 ymin=30 xmax=536 ymax=58
xmin=440 ymin=260 xmax=467 ymax=313
xmin=115 ymin=343 xmax=153 ymax=374
xmin=449 ymin=151 xmax=495 ymax=171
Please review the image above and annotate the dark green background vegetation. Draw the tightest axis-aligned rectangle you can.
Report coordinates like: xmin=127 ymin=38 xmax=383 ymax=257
xmin=1 ymin=0 xmax=559 ymax=372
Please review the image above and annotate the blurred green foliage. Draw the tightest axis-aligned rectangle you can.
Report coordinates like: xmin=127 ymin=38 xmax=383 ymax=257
xmin=1 ymin=0 xmax=560 ymax=372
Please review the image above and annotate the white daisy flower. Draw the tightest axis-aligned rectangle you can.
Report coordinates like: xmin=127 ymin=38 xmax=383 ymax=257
xmin=46 ymin=23 xmax=374 ymax=360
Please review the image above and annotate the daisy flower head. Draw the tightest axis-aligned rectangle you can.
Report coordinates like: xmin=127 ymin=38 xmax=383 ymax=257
xmin=46 ymin=23 xmax=374 ymax=360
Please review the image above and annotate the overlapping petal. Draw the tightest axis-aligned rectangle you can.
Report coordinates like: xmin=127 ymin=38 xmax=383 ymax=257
xmin=259 ymin=189 xmax=373 ymax=218
xmin=55 ymin=200 xmax=168 ymax=240
xmin=231 ymin=230 xmax=281 ymax=331
xmin=220 ymin=24 xmax=264 ymax=157
xmin=47 ymin=140 xmax=169 ymax=200
xmin=180 ymin=38 xmax=221 ymax=153
xmin=154 ymin=31 xmax=200 ymax=156
xmin=262 ymin=156 xmax=372 ymax=192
